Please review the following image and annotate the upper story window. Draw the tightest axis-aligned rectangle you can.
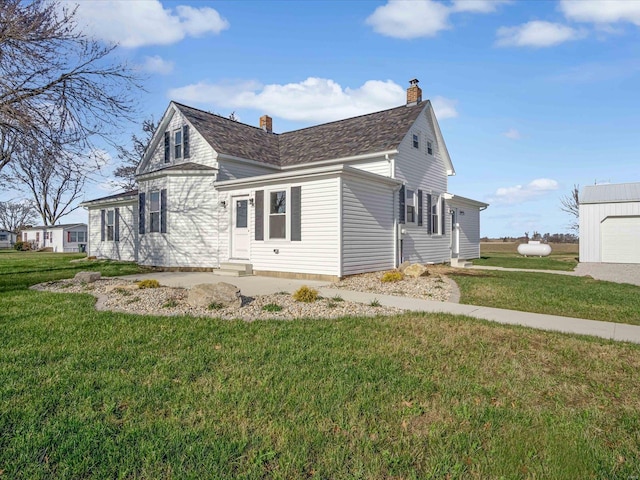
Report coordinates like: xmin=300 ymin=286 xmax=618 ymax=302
xmin=269 ymin=190 xmax=286 ymax=239
xmin=174 ymin=129 xmax=183 ymax=159
xmin=406 ymin=189 xmax=416 ymax=223
xmin=412 ymin=133 xmax=419 ymax=149
xmin=150 ymin=191 xmax=161 ymax=233
xmin=427 ymin=141 xmax=433 ymax=156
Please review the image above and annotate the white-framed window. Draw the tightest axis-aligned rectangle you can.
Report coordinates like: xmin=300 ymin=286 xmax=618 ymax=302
xmin=69 ymin=231 xmax=86 ymax=243
xmin=406 ymin=189 xmax=416 ymax=223
xmin=269 ymin=190 xmax=287 ymax=239
xmin=0 ymin=234 xmax=7 ymax=241
xmin=174 ymin=129 xmax=182 ymax=159
xmin=106 ymin=210 xmax=115 ymax=241
xmin=150 ymin=191 xmax=160 ymax=233
xmin=412 ymin=133 xmax=419 ymax=149
xmin=427 ymin=141 xmax=433 ymax=155
xmin=430 ymin=194 xmax=442 ymax=235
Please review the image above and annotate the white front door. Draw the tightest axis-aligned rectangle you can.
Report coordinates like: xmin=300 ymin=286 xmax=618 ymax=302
xmin=231 ymin=196 xmax=250 ymax=259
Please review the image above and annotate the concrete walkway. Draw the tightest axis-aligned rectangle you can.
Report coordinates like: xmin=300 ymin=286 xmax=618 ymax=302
xmin=119 ymin=271 xmax=640 ymax=345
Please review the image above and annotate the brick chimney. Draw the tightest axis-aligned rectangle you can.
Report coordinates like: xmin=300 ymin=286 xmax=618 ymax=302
xmin=260 ymin=115 xmax=273 ymax=133
xmin=406 ymin=78 xmax=422 ymax=105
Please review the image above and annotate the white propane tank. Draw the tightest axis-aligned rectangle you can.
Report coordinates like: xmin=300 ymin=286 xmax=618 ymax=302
xmin=517 ymin=241 xmax=552 ymax=257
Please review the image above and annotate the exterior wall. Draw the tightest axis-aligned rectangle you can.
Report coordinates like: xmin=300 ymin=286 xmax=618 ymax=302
xmin=138 ymin=174 xmax=219 ymax=268
xmin=394 ymin=107 xmax=451 ymax=264
xmin=0 ymin=231 xmax=16 ymax=248
xmin=341 ymin=175 xmax=396 ymax=276
xmin=21 ymin=226 xmax=87 ymax=252
xmin=142 ymin=108 xmax=217 ymax=174
xmin=579 ymin=201 xmax=640 ymax=262
xmin=88 ymin=203 xmax=137 ymax=261
xmin=63 ymin=226 xmax=89 ymax=252
xmin=349 ymin=157 xmax=393 ymax=177
xmin=219 ymin=176 xmax=341 ymax=277
xmin=217 ymin=158 xmax=278 ymax=181
xmin=448 ymin=199 xmax=482 ymax=260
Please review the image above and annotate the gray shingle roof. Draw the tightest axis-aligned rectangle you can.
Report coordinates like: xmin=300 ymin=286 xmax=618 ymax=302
xmin=23 ymin=223 xmax=86 ymax=230
xmin=175 ymin=101 xmax=427 ymax=167
xmin=144 ymin=162 xmax=217 ymax=175
xmin=82 ymin=190 xmax=139 ymax=205
xmin=580 ymin=182 xmax=640 ymax=204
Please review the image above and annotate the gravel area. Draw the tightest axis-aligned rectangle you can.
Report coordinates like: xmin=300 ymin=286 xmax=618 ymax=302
xmin=32 ymin=278 xmax=405 ymax=321
xmin=331 ymin=270 xmax=453 ymax=301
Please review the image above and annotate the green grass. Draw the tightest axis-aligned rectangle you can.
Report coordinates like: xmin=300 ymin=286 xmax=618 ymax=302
xmin=451 ymin=270 xmax=640 ymax=325
xmin=2 ymin=252 xmax=640 ymax=478
xmin=475 ymin=242 xmax=579 ymax=271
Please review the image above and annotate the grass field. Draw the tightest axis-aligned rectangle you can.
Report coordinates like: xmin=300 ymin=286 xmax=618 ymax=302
xmin=2 ymin=252 xmax=640 ymax=478
xmin=474 ymin=242 xmax=579 ymax=271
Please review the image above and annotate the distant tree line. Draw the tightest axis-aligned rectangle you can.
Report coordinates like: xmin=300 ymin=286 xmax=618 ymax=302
xmin=481 ymin=232 xmax=578 ymax=244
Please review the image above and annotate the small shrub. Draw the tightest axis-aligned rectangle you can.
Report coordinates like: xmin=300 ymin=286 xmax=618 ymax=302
xmin=331 ymin=295 xmax=344 ymax=302
xmin=163 ymin=298 xmax=179 ymax=308
xmin=381 ymin=271 xmax=404 ymax=283
xmin=13 ymin=240 xmax=31 ymax=251
xmin=137 ymin=279 xmax=160 ymax=289
xmin=114 ymin=287 xmax=132 ymax=296
xmin=292 ymin=286 xmax=319 ymax=303
xmin=262 ymin=303 xmax=283 ymax=312
xmin=326 ymin=301 xmax=337 ymax=309
xmin=370 ymin=298 xmax=381 ymax=307
xmin=208 ymin=302 xmax=224 ymax=310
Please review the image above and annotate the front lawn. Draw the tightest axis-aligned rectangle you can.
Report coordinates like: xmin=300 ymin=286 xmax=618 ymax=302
xmin=1 ymin=253 xmax=640 ymax=478
xmin=450 ymin=269 xmax=640 ymax=325
xmin=474 ymin=242 xmax=579 ymax=271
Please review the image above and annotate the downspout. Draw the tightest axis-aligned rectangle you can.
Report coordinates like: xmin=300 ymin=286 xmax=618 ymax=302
xmin=337 ymin=177 xmax=343 ymax=278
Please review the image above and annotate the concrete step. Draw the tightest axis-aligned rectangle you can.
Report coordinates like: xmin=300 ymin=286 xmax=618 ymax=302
xmin=450 ymin=258 xmax=473 ymax=268
xmin=214 ymin=262 xmax=253 ymax=276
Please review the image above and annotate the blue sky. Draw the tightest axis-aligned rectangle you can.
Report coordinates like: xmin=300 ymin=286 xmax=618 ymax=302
xmin=16 ymin=0 xmax=640 ymax=237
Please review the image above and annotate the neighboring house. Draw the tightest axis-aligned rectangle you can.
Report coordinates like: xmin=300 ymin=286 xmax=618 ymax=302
xmin=21 ymin=224 xmax=88 ymax=252
xmin=579 ymin=182 xmax=640 ymax=264
xmin=82 ymin=79 xmax=488 ymax=280
xmin=0 ymin=230 xmax=17 ymax=249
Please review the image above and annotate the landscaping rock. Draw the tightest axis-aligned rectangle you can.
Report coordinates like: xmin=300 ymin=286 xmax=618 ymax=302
xmin=398 ymin=261 xmax=411 ymax=273
xmin=74 ymin=271 xmax=101 ymax=283
xmin=187 ymin=282 xmax=241 ymax=308
xmin=403 ymin=263 xmax=429 ymax=278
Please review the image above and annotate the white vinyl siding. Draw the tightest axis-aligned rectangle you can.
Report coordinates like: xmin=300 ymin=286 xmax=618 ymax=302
xmin=22 ymin=226 xmax=88 ymax=253
xmin=349 ymin=157 xmax=392 ymax=177
xmin=88 ymin=204 xmax=136 ymax=261
xmin=216 ymin=158 xmax=278 ymax=181
xmin=448 ymin=198 xmax=483 ymax=260
xmin=580 ymin=202 xmax=640 ymax=263
xmin=341 ymin=176 xmax=395 ymax=275
xmin=394 ymin=106 xmax=451 ymax=264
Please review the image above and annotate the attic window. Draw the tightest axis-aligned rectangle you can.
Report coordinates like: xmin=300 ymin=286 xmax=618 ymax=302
xmin=174 ymin=129 xmax=183 ymax=159
xmin=412 ymin=134 xmax=419 ymax=149
xmin=427 ymin=141 xmax=433 ymax=156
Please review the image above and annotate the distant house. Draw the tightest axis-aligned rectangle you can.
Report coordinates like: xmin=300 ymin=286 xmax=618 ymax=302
xmin=81 ymin=79 xmax=488 ymax=280
xmin=579 ymin=182 xmax=640 ymax=264
xmin=21 ymin=224 xmax=88 ymax=252
xmin=0 ymin=230 xmax=17 ymax=249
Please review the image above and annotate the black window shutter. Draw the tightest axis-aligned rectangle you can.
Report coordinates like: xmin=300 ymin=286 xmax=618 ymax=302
xmin=160 ymin=188 xmax=167 ymax=234
xmin=100 ymin=209 xmax=105 ymax=241
xmin=114 ymin=208 xmax=120 ymax=242
xmin=417 ymin=189 xmax=423 ymax=226
xmin=183 ymin=125 xmax=190 ymax=158
xmin=164 ymin=132 xmax=170 ymax=163
xmin=291 ymin=186 xmax=301 ymax=241
xmin=441 ymin=197 xmax=446 ymax=235
xmin=398 ymin=185 xmax=405 ymax=224
xmin=139 ymin=192 xmax=146 ymax=234
xmin=254 ymin=190 xmax=264 ymax=241
xmin=426 ymin=194 xmax=433 ymax=234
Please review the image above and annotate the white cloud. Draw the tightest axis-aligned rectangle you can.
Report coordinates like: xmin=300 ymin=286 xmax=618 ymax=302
xmin=496 ymin=21 xmax=584 ymax=47
xmin=503 ymin=128 xmax=521 ymax=139
xmin=488 ymin=178 xmax=559 ymax=205
xmin=140 ymin=55 xmax=174 ymax=75
xmin=65 ymin=0 xmax=229 ymax=48
xmin=365 ymin=0 xmax=450 ymax=39
xmin=560 ymin=0 xmax=640 ymax=26
xmin=451 ymin=0 xmax=510 ymax=14
xmin=431 ymin=96 xmax=458 ymax=119
xmin=170 ymin=77 xmax=411 ymax=123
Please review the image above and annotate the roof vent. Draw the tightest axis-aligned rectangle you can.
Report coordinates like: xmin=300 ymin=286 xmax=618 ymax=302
xmin=406 ymin=78 xmax=422 ymax=106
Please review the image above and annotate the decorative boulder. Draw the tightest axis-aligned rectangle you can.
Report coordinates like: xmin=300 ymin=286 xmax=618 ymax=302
xmin=403 ymin=263 xmax=429 ymax=278
xmin=74 ymin=271 xmax=101 ymax=283
xmin=398 ymin=261 xmax=412 ymax=273
xmin=187 ymin=282 xmax=241 ymax=308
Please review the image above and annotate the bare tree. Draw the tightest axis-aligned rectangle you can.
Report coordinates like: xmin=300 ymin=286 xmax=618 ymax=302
xmin=0 ymin=199 xmax=37 ymax=231
xmin=560 ymin=184 xmax=580 ymax=232
xmin=111 ymin=116 xmax=157 ymax=191
xmin=0 ymin=0 xmax=140 ymax=174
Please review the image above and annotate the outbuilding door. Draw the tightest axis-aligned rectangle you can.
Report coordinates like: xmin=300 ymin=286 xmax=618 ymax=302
xmin=601 ymin=216 xmax=640 ymax=263
xmin=231 ymin=195 xmax=250 ymax=259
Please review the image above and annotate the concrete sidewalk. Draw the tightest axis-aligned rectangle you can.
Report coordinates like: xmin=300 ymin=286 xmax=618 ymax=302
xmin=118 ymin=271 xmax=640 ymax=345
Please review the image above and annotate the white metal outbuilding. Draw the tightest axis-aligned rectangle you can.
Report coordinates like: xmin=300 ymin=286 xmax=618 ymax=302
xmin=579 ymin=182 xmax=640 ymax=264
